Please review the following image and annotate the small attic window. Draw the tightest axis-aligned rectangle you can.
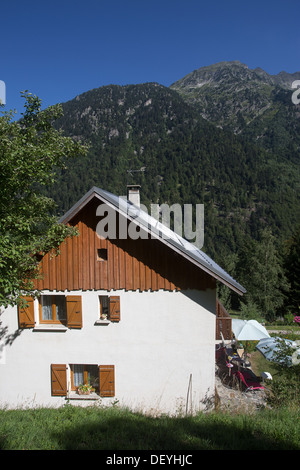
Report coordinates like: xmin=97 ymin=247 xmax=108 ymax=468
xmin=97 ymin=248 xmax=107 ymax=261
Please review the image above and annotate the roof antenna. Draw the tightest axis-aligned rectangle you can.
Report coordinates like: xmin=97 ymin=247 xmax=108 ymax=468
xmin=126 ymin=167 xmax=146 ymax=186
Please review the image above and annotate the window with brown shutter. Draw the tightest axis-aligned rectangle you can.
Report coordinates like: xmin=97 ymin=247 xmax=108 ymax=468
xmin=38 ymin=295 xmax=82 ymax=329
xmin=70 ymin=364 xmax=99 ymax=391
xmin=39 ymin=295 xmax=67 ymax=325
xmin=51 ymin=364 xmax=67 ymax=396
xmin=66 ymin=295 xmax=82 ymax=329
xmin=98 ymin=295 xmax=120 ymax=322
xmin=99 ymin=365 xmax=115 ymax=397
xmin=109 ymin=296 xmax=120 ymax=322
xmin=68 ymin=364 xmax=115 ymax=398
xmin=18 ymin=296 xmax=35 ymax=328
xmin=99 ymin=295 xmax=109 ymax=320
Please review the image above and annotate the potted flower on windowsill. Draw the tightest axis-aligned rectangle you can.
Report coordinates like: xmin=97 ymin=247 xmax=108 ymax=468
xmin=77 ymin=383 xmax=95 ymax=395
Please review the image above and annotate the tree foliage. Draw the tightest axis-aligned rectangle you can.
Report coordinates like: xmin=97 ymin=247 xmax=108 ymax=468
xmin=0 ymin=92 xmax=88 ymax=307
xmin=283 ymin=225 xmax=300 ymax=312
xmin=267 ymin=337 xmax=300 ymax=408
xmin=236 ymin=228 xmax=289 ymax=319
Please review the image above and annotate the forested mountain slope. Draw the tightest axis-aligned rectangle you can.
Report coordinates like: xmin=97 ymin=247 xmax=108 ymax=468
xmin=47 ymin=80 xmax=300 ymax=264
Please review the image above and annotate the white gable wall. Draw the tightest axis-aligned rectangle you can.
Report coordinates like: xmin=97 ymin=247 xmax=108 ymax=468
xmin=0 ymin=288 xmax=216 ymax=415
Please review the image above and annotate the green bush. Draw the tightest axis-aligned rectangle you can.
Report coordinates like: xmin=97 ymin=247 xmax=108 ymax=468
xmin=268 ymin=370 xmax=300 ymax=408
xmin=266 ymin=336 xmax=300 ymax=408
xmin=284 ymin=313 xmax=296 ymax=325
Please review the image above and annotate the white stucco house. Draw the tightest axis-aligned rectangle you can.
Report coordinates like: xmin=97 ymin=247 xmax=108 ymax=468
xmin=0 ymin=186 xmax=245 ymax=415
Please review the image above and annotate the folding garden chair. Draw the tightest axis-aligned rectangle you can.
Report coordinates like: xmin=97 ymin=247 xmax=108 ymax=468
xmin=233 ymin=369 xmax=265 ymax=392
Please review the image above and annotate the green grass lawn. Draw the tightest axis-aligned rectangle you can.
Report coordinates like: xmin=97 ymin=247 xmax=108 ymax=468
xmin=250 ymin=350 xmax=278 ymax=378
xmin=0 ymin=404 xmax=299 ymax=450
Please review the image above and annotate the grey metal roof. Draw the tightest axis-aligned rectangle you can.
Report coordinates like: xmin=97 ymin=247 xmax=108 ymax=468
xmin=59 ymin=186 xmax=246 ymax=295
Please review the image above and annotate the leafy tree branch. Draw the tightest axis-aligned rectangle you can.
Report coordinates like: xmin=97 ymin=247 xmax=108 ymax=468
xmin=0 ymin=92 xmax=88 ymax=308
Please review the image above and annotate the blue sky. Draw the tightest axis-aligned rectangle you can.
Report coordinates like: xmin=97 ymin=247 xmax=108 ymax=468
xmin=1 ymin=0 xmax=299 ymax=118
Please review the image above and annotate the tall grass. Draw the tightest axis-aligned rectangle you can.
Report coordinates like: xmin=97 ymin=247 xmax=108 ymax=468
xmin=0 ymin=404 xmax=299 ymax=450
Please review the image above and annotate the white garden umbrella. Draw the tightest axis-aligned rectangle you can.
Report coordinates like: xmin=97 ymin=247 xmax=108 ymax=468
xmin=256 ymin=336 xmax=299 ymax=366
xmin=232 ymin=319 xmax=271 ymax=341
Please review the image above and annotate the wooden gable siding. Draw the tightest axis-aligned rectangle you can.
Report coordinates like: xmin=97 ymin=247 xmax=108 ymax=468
xmin=34 ymin=198 xmax=215 ymax=292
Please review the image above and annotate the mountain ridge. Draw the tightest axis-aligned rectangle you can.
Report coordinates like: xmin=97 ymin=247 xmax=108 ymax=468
xmin=170 ymin=60 xmax=300 ymax=91
xmin=170 ymin=61 xmax=300 ymax=158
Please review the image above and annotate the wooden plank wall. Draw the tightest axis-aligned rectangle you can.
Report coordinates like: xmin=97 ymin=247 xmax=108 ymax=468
xmin=35 ymin=198 xmax=215 ymax=292
xmin=215 ymin=299 xmax=232 ymax=340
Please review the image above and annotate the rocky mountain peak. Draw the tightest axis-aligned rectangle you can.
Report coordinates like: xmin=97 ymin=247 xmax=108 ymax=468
xmin=170 ymin=61 xmax=300 ymax=135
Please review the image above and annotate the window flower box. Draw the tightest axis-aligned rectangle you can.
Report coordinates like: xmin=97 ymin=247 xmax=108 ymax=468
xmin=77 ymin=384 xmax=94 ymax=395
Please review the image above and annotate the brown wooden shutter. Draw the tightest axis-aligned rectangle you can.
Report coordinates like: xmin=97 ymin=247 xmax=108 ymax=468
xmin=66 ymin=295 xmax=82 ymax=328
xmin=109 ymin=296 xmax=120 ymax=322
xmin=18 ymin=296 xmax=35 ymax=328
xmin=99 ymin=365 xmax=115 ymax=397
xmin=51 ymin=364 xmax=67 ymax=396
